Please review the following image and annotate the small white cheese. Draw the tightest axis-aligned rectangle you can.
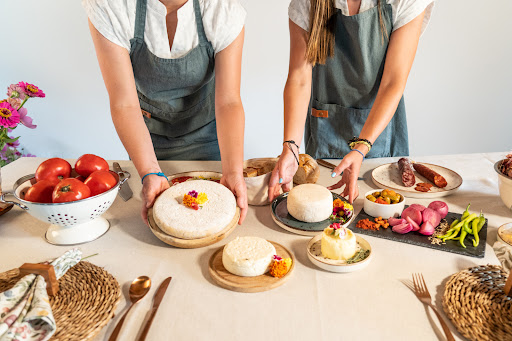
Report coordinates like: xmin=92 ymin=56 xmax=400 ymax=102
xmin=222 ymin=237 xmax=276 ymax=277
xmin=287 ymin=184 xmax=333 ymax=223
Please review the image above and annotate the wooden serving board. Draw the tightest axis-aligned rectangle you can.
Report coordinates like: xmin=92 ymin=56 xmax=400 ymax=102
xmin=147 ymin=207 xmax=239 ymax=249
xmin=347 ymin=208 xmax=487 ymax=258
xmin=209 ymin=241 xmax=294 ymax=293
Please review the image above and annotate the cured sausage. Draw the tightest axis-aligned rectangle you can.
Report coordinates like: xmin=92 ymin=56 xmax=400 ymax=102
xmin=412 ymin=163 xmax=448 ymax=188
xmin=398 ymin=158 xmax=415 ymax=187
xmin=415 ymin=183 xmax=433 ymax=192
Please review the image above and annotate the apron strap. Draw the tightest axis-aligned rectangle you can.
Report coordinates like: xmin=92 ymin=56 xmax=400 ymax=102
xmin=192 ymin=0 xmax=208 ymax=45
xmin=134 ymin=0 xmax=148 ymax=40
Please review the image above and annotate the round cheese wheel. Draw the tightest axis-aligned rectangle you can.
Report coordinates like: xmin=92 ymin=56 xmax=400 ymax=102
xmin=321 ymin=227 xmax=357 ymax=260
xmin=287 ymin=184 xmax=333 ymax=222
xmin=153 ymin=180 xmax=237 ymax=239
xmin=222 ymin=237 xmax=276 ymax=277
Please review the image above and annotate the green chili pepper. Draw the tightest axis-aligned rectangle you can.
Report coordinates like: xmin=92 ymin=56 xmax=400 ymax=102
xmin=450 ymin=219 xmax=459 ymax=228
xmin=461 ymin=203 xmax=471 ymax=220
xmin=477 ymin=213 xmax=485 ymax=233
xmin=462 ymin=213 xmax=478 ymax=224
xmin=464 ymin=223 xmax=473 ymax=234
xmin=471 ymin=217 xmax=480 ymax=247
xmin=459 ymin=226 xmax=468 ymax=248
xmin=440 ymin=229 xmax=456 ymax=241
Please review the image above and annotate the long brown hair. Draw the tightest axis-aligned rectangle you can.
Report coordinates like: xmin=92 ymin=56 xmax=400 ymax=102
xmin=306 ymin=0 xmax=388 ymax=66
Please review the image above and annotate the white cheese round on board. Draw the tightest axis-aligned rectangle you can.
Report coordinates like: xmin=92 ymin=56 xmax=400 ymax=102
xmin=153 ymin=180 xmax=237 ymax=239
xmin=222 ymin=237 xmax=276 ymax=277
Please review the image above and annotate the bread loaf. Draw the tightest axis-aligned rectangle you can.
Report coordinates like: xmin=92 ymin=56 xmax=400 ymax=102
xmin=293 ymin=154 xmax=320 ymax=185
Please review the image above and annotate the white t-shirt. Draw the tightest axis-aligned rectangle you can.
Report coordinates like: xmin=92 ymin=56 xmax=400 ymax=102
xmin=82 ymin=0 xmax=246 ymax=59
xmin=289 ymin=0 xmax=435 ymax=35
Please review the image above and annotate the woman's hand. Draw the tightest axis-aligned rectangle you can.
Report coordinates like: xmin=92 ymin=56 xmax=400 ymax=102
xmin=141 ymin=175 xmax=170 ymax=225
xmin=327 ymin=150 xmax=364 ymax=203
xmin=268 ymin=147 xmax=299 ymax=202
xmin=221 ymin=172 xmax=248 ymax=225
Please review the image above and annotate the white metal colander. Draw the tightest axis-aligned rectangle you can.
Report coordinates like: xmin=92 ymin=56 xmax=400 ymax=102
xmin=0 ymin=170 xmax=130 ymax=245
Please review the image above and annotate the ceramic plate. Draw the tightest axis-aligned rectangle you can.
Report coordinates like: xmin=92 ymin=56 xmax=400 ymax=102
xmin=307 ymin=234 xmax=372 ymax=273
xmin=371 ymin=162 xmax=463 ymax=198
xmin=270 ymin=192 xmax=354 ymax=236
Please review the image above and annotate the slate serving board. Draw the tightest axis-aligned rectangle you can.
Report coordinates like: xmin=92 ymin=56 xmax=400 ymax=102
xmin=347 ymin=208 xmax=487 ymax=258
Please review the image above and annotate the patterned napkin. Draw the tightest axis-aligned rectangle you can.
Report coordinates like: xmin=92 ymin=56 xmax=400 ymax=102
xmin=0 ymin=249 xmax=82 ymax=341
xmin=493 ymin=241 xmax=512 ymax=274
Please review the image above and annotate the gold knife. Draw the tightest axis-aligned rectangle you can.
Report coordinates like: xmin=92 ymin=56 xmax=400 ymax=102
xmin=137 ymin=277 xmax=172 ymax=341
xmin=317 ymin=159 xmax=365 ymax=180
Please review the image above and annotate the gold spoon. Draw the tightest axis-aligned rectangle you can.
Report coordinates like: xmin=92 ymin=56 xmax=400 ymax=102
xmin=109 ymin=276 xmax=152 ymax=341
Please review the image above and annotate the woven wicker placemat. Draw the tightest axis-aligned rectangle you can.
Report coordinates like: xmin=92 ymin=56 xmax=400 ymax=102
xmin=0 ymin=261 xmax=121 ymax=341
xmin=443 ymin=265 xmax=512 ymax=341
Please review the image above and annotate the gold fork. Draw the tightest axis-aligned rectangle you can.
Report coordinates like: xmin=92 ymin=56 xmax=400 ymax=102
xmin=412 ymin=273 xmax=455 ymax=341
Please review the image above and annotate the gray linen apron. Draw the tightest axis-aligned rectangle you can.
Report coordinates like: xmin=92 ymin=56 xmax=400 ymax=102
xmin=130 ymin=0 xmax=220 ymax=160
xmin=305 ymin=4 xmax=409 ymax=159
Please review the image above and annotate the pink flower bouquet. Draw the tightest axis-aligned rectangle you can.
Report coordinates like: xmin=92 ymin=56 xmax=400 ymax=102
xmin=0 ymin=81 xmax=44 ymax=166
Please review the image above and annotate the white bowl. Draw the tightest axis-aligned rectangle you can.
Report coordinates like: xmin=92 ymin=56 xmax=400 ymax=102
xmin=497 ymin=223 xmax=512 ymax=249
xmin=243 ymin=158 xmax=280 ymax=206
xmin=0 ymin=171 xmax=129 ymax=245
xmin=307 ymin=234 xmax=372 ymax=273
xmin=495 ymin=160 xmax=512 ymax=211
xmin=363 ymin=189 xmax=405 ymax=219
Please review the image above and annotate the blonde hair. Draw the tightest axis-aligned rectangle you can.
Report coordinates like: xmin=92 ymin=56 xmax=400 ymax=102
xmin=306 ymin=0 xmax=388 ymax=66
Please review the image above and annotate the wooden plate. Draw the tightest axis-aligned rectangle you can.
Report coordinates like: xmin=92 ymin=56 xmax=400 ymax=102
xmin=307 ymin=234 xmax=372 ymax=273
xmin=371 ymin=162 xmax=463 ymax=198
xmin=208 ymin=241 xmax=294 ymax=293
xmin=270 ymin=192 xmax=354 ymax=236
xmin=147 ymin=207 xmax=239 ymax=249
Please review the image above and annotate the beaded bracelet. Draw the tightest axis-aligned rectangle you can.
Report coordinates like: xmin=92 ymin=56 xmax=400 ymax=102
xmin=348 ymin=137 xmax=373 ymax=152
xmin=141 ymin=172 xmax=168 ymax=184
xmin=283 ymin=140 xmax=300 ymax=166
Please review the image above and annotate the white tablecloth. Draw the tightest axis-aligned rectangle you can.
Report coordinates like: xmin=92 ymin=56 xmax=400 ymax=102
xmin=1 ymin=153 xmax=511 ymax=341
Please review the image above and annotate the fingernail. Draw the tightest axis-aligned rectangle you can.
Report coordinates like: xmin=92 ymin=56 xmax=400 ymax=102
xmin=279 ymin=178 xmax=283 ymax=184
xmin=331 ymin=172 xmax=336 ymax=178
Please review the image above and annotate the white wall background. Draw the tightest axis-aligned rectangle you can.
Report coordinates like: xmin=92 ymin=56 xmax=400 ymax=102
xmin=0 ymin=0 xmax=511 ymax=162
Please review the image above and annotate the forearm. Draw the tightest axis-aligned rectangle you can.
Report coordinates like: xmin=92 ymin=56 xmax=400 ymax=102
xmin=110 ymin=105 xmax=160 ymax=177
xmin=283 ymin=76 xmax=312 ymax=148
xmin=216 ymin=101 xmax=244 ymax=175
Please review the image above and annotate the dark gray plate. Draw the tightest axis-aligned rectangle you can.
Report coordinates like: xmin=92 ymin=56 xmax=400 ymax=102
xmin=271 ymin=192 xmax=354 ymax=236
xmin=347 ymin=207 xmax=487 ymax=258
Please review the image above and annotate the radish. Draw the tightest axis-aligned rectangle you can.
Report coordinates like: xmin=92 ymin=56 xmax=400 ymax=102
xmin=422 ymin=208 xmax=441 ymax=227
xmin=409 ymin=204 xmax=426 ymax=212
xmin=427 ymin=201 xmax=449 ymax=219
xmin=392 ymin=223 xmax=413 ymax=234
xmin=419 ymin=220 xmax=435 ymax=235
xmin=401 ymin=207 xmax=422 ymax=226
xmin=405 ymin=216 xmax=420 ymax=231
xmin=388 ymin=217 xmax=407 ymax=226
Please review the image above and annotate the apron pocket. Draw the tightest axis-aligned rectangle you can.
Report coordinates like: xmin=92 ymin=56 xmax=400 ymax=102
xmin=307 ymin=99 xmax=392 ymax=159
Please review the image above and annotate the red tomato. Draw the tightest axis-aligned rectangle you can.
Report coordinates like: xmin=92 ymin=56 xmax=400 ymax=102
xmin=24 ymin=180 xmax=55 ymax=203
xmin=35 ymin=158 xmax=72 ymax=185
xmin=84 ymin=170 xmax=117 ymax=196
xmin=52 ymin=178 xmax=91 ymax=203
xmin=75 ymin=175 xmax=87 ymax=182
xmin=75 ymin=154 xmax=109 ymax=177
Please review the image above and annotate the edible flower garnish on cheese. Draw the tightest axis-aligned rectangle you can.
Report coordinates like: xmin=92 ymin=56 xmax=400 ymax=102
xmin=183 ymin=190 xmax=208 ymax=210
xmin=269 ymin=255 xmax=292 ymax=278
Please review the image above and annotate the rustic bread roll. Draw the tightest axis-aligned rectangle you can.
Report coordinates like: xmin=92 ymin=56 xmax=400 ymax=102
xmin=293 ymin=154 xmax=320 ymax=185
xmin=243 ymin=167 xmax=258 ymax=177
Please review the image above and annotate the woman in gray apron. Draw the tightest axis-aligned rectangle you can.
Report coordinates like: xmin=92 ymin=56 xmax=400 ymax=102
xmin=86 ymin=0 xmax=248 ymax=224
xmin=269 ymin=0 xmax=434 ymax=203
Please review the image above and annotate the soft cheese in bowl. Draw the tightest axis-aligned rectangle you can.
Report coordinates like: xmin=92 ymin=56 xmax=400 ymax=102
xmin=321 ymin=223 xmax=357 ymax=260
xmin=222 ymin=237 xmax=276 ymax=277
xmin=287 ymin=184 xmax=333 ymax=223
